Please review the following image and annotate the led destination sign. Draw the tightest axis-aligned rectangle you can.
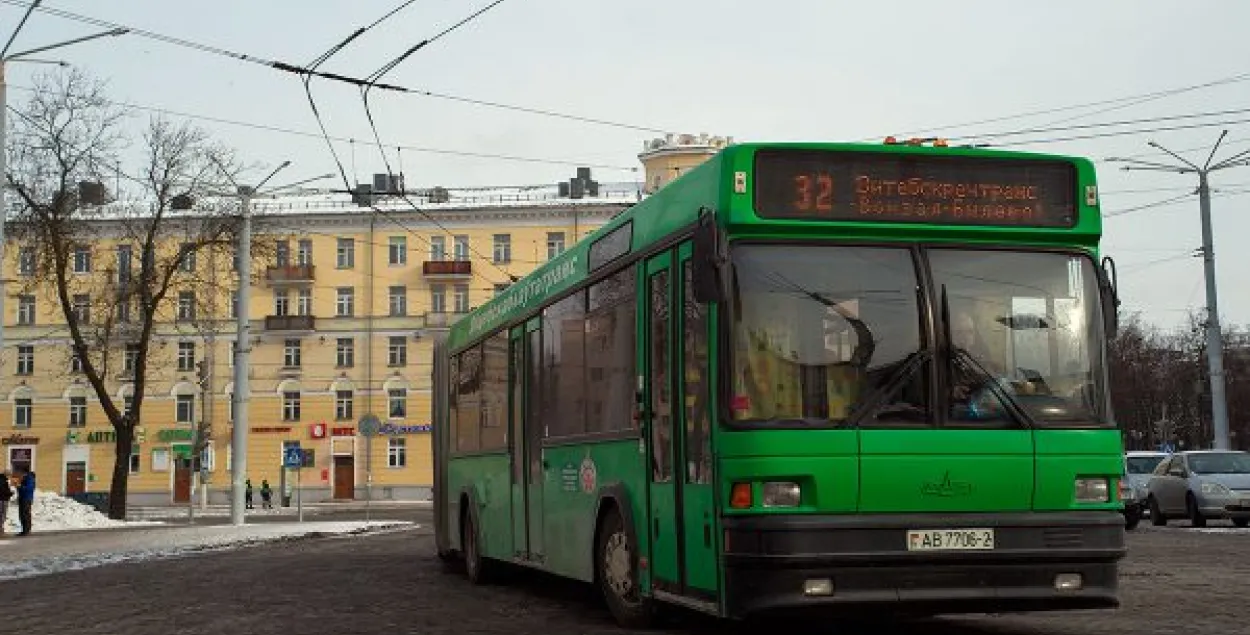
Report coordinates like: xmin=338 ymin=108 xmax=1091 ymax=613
xmin=752 ymin=149 xmax=1078 ymax=227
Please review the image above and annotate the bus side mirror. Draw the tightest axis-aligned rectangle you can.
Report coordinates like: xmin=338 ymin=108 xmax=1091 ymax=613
xmin=1100 ymin=255 xmax=1120 ymax=339
xmin=692 ymin=208 xmax=727 ymax=304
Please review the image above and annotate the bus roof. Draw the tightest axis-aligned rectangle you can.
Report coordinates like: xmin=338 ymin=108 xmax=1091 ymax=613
xmin=447 ymin=141 xmax=1101 ymax=351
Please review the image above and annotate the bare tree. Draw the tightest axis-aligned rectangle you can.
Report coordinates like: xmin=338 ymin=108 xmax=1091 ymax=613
xmin=4 ymin=68 xmax=246 ymax=519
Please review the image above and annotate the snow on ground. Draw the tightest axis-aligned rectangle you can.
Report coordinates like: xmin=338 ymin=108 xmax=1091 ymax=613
xmin=4 ymin=490 xmax=164 ymax=534
xmin=0 ymin=520 xmax=415 ymax=580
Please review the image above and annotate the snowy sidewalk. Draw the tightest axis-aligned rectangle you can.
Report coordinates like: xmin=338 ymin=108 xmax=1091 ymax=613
xmin=0 ymin=520 xmax=417 ymax=580
xmin=125 ymin=499 xmax=432 ymax=520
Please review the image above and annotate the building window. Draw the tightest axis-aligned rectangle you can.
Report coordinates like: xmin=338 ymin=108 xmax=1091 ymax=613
xmin=177 ymin=291 xmax=196 ymax=321
xmin=275 ymin=240 xmax=290 ymax=266
xmin=179 ymin=243 xmax=196 ymax=272
xmin=492 ymin=234 xmax=511 ymax=263
xmin=335 ymin=390 xmax=353 ymax=421
xmin=336 ymin=287 xmax=354 ymax=317
xmin=16 ymin=295 xmax=35 ymax=325
xmin=547 ymin=232 xmax=566 ymax=260
xmin=429 ymin=236 xmax=446 ymax=261
xmin=69 ymin=397 xmax=87 ymax=428
xmin=230 ymin=292 xmax=238 ymax=319
xmin=388 ymin=286 xmax=407 ymax=316
xmin=430 ymin=285 xmax=446 ymax=313
xmin=178 ymin=342 xmax=195 ymax=372
xmin=72 ymin=294 xmax=91 ymax=325
xmin=453 ymin=284 xmax=469 ymax=313
xmin=73 ymin=245 xmax=91 ymax=273
xmin=388 ymin=438 xmax=407 ymax=468
xmin=284 ymin=339 xmax=301 ymax=367
xmin=15 ymin=346 xmax=33 ymax=375
xmin=14 ymin=399 xmax=32 ymax=429
xmin=297 ymin=289 xmax=312 ymax=316
xmin=116 ymin=299 xmax=132 ymax=324
xmin=336 ymin=338 xmax=354 ymax=367
xmin=336 ymin=238 xmax=355 ymax=268
xmin=70 ymin=349 xmax=85 ymax=373
xmin=274 ymin=290 xmax=290 ymax=316
xmin=18 ymin=247 xmax=35 ymax=276
xmin=388 ymin=388 xmax=407 ymax=419
xmin=453 ymin=235 xmax=469 ymax=261
xmin=123 ymin=396 xmax=134 ymax=421
xmin=124 ymin=344 xmax=139 ymax=375
xmin=297 ymin=239 xmax=313 ymax=265
xmin=176 ymin=394 xmax=195 ymax=424
xmin=388 ymin=236 xmax=407 ymax=265
xmin=283 ymin=391 xmax=301 ymax=421
xmin=388 ymin=336 xmax=407 ymax=366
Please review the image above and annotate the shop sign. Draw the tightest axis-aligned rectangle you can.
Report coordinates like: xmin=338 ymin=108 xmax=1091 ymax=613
xmin=378 ymin=423 xmax=432 ymax=435
xmin=87 ymin=430 xmax=116 ymax=444
xmin=158 ymin=428 xmax=194 ymax=442
xmin=310 ymin=423 xmax=327 ymax=439
xmin=251 ymin=426 xmax=292 ymax=434
xmin=331 ymin=427 xmax=355 ymax=436
xmin=2 ymin=433 xmax=39 ymax=445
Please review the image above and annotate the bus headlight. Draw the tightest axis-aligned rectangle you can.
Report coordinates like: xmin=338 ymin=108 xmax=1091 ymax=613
xmin=762 ymin=482 xmax=801 ymax=507
xmin=1075 ymin=477 xmax=1109 ymax=503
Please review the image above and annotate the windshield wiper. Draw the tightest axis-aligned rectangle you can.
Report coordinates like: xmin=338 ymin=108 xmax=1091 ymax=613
xmin=847 ymin=348 xmax=931 ymax=427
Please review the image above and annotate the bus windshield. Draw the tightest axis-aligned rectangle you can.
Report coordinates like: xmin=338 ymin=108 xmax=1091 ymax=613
xmin=729 ymin=244 xmax=1110 ymax=428
xmin=730 ymin=244 xmax=926 ymax=426
xmin=929 ymin=249 xmax=1109 ymax=426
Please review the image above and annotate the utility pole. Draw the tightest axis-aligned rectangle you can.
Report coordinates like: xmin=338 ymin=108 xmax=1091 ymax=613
xmin=231 ymin=185 xmax=254 ymax=526
xmin=1109 ymin=130 xmax=1250 ymax=451
xmin=0 ymin=3 xmax=127 ymax=359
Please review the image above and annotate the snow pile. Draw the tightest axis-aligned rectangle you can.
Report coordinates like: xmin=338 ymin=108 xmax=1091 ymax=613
xmin=0 ymin=520 xmax=415 ymax=580
xmin=3 ymin=490 xmax=161 ymax=533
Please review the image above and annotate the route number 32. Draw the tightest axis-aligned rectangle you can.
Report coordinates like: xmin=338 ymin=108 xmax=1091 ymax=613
xmin=794 ymin=173 xmax=833 ymax=212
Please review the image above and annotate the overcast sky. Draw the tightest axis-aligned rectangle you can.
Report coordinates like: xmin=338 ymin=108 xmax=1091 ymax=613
xmin=3 ymin=0 xmax=1249 ymax=332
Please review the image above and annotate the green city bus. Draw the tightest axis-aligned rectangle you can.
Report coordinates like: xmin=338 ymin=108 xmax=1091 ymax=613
xmin=432 ymin=139 xmax=1127 ymax=626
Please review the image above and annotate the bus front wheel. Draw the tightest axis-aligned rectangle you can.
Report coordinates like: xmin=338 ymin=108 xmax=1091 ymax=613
xmin=596 ymin=507 xmax=656 ymax=628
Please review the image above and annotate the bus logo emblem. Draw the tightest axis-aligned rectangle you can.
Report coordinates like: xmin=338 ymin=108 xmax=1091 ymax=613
xmin=579 ymin=456 xmax=597 ymax=494
xmin=920 ymin=471 xmax=973 ymax=497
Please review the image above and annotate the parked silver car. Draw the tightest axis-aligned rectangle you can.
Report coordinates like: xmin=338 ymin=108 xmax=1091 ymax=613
xmin=1145 ymin=450 xmax=1250 ymax=528
xmin=1122 ymin=451 xmax=1167 ymax=529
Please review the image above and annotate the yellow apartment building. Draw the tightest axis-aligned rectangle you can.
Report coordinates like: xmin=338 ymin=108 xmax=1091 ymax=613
xmin=0 ymin=174 xmax=637 ymax=506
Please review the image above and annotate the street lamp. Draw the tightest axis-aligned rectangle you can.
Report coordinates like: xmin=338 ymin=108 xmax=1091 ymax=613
xmin=0 ymin=0 xmax=128 ymax=361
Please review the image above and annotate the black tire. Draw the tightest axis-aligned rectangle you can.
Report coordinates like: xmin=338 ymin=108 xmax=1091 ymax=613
xmin=1233 ymin=518 xmax=1249 ymax=528
xmin=1124 ymin=508 xmax=1141 ymax=531
xmin=595 ymin=507 xmax=656 ymax=629
xmin=1186 ymin=494 xmax=1207 ymax=528
xmin=462 ymin=511 xmax=493 ymax=584
xmin=1148 ymin=496 xmax=1168 ymax=526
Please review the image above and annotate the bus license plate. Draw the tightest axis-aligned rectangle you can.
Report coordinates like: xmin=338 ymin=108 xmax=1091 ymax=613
xmin=906 ymin=529 xmax=995 ymax=551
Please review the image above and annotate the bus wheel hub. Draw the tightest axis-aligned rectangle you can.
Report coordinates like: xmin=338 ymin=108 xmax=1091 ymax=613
xmin=604 ymin=531 xmax=633 ymax=598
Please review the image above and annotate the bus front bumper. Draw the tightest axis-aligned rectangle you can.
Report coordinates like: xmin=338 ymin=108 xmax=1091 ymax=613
xmin=721 ymin=512 xmax=1125 ymax=619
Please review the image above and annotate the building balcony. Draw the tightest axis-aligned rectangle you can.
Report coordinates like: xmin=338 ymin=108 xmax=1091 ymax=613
xmin=422 ymin=260 xmax=472 ymax=278
xmin=264 ymin=315 xmax=316 ymax=332
xmin=266 ymin=264 xmax=315 ymax=284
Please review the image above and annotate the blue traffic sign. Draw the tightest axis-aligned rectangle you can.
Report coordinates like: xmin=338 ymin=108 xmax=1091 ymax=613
xmin=283 ymin=446 xmax=304 ymax=468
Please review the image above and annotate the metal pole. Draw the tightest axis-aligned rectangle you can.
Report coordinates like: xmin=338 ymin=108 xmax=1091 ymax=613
xmin=1197 ymin=174 xmax=1231 ymax=450
xmin=0 ymin=61 xmax=9 ymax=362
xmin=230 ymin=188 xmax=253 ymax=525
xmin=297 ymin=464 xmax=303 ymax=522
xmin=366 ymin=435 xmax=372 ymax=521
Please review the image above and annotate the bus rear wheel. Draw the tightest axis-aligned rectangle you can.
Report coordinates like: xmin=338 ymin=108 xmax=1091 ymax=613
xmin=596 ymin=508 xmax=655 ymax=628
xmin=463 ymin=512 xmax=494 ymax=585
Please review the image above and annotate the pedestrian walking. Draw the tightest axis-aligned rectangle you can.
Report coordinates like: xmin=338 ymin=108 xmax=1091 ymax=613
xmin=260 ymin=479 xmax=273 ymax=509
xmin=0 ymin=472 xmax=12 ymax=536
xmin=14 ymin=468 xmax=35 ymax=536
xmin=245 ymin=479 xmax=254 ymax=509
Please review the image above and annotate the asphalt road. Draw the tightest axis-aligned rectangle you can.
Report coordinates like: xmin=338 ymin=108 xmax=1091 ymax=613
xmin=1 ymin=508 xmax=1246 ymax=635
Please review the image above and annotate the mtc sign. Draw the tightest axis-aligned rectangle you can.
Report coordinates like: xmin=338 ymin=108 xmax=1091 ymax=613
xmin=378 ymin=423 xmax=432 ymax=435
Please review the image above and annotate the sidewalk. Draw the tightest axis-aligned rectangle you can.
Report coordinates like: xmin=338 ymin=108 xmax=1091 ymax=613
xmin=125 ymin=499 xmax=432 ymax=520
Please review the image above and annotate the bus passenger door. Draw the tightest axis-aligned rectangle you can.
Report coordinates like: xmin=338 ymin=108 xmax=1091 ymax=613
xmin=524 ymin=318 xmax=545 ymax=561
xmin=643 ymin=251 xmax=681 ymax=591
xmin=509 ymin=326 xmax=528 ymax=559
xmin=675 ymin=246 xmax=718 ymax=599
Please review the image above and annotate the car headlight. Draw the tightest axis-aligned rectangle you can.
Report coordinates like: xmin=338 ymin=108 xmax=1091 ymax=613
xmin=1200 ymin=482 xmax=1233 ymax=497
xmin=762 ymin=481 xmax=801 ymax=507
xmin=1075 ymin=477 xmax=1109 ymax=503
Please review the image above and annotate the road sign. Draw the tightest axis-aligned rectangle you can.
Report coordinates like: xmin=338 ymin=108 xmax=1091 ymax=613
xmin=359 ymin=413 xmax=381 ymax=437
xmin=283 ymin=446 xmax=304 ymax=468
